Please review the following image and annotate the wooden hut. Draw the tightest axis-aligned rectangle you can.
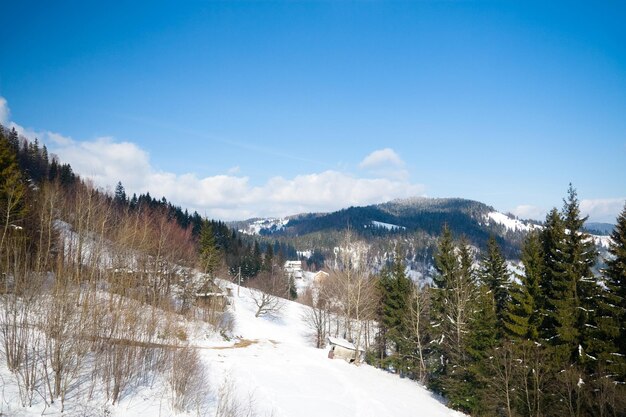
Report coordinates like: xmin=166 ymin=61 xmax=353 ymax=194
xmin=195 ymin=280 xmax=228 ymax=311
xmin=327 ymin=336 xmax=358 ymax=362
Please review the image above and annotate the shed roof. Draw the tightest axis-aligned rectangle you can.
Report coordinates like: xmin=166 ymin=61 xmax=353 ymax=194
xmin=327 ymin=336 xmax=356 ymax=351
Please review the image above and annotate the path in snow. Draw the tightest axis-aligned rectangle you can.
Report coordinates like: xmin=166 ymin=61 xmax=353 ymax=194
xmin=199 ymin=285 xmax=465 ymax=417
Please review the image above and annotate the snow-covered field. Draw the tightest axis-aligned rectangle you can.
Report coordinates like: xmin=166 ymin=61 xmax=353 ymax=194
xmin=1 ymin=283 xmax=464 ymax=417
xmin=200 ymin=284 xmax=465 ymax=417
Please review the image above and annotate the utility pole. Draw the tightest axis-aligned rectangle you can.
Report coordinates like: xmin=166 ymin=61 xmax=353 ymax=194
xmin=237 ymin=266 xmax=241 ymax=296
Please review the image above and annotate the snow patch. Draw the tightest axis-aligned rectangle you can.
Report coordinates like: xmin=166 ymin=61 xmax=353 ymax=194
xmin=485 ymin=212 xmax=536 ymax=232
xmin=369 ymin=220 xmax=406 ymax=231
xmin=590 ymin=235 xmax=612 ymax=249
xmin=239 ymin=218 xmax=289 ymax=235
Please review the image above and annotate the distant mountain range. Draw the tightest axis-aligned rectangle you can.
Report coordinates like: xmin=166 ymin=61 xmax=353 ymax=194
xmin=233 ymin=198 xmax=539 ymax=261
xmin=584 ymin=222 xmax=615 ymax=235
xmin=233 ymin=197 xmax=613 ymax=267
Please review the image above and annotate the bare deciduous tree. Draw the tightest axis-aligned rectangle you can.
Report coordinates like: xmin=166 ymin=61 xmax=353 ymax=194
xmin=301 ymin=282 xmax=330 ymax=348
xmin=406 ymin=281 xmax=430 ymax=383
xmin=322 ymin=230 xmax=378 ymax=363
xmin=248 ymin=272 xmax=285 ymax=318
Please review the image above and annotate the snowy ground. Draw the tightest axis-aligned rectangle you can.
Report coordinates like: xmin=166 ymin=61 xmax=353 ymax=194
xmin=196 ymin=283 xmax=464 ymax=417
xmin=1 ymin=283 xmax=464 ymax=417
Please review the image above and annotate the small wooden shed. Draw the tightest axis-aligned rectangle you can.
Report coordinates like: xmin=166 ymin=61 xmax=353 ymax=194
xmin=312 ymin=270 xmax=329 ymax=284
xmin=327 ymin=336 xmax=358 ymax=362
xmin=195 ymin=280 xmax=229 ymax=311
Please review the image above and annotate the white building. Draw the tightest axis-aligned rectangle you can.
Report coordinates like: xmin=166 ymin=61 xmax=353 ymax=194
xmin=327 ymin=336 xmax=358 ymax=362
xmin=284 ymin=260 xmax=303 ymax=279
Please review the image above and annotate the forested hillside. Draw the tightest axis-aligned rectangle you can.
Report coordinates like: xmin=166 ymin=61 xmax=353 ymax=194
xmin=302 ymin=188 xmax=626 ymax=416
xmin=234 ymin=197 xmax=538 ymax=280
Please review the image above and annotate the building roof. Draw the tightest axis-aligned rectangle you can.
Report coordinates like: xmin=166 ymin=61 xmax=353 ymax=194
xmin=327 ymin=336 xmax=356 ymax=351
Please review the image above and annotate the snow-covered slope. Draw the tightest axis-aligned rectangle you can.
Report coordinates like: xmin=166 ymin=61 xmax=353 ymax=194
xmin=238 ymin=218 xmax=288 ymax=235
xmin=485 ymin=211 xmax=537 ymax=232
xmin=204 ymin=284 xmax=465 ymax=417
xmin=1 ymin=282 xmax=465 ymax=417
xmin=590 ymin=234 xmax=612 ymax=249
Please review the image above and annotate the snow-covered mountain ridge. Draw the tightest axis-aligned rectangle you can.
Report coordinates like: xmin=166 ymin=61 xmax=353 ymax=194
xmin=237 ymin=217 xmax=289 ymax=236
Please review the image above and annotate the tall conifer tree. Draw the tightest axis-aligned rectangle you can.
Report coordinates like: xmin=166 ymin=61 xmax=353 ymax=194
xmin=505 ymin=230 xmax=543 ymax=340
xmin=479 ymin=236 xmax=510 ymax=336
xmin=0 ymin=133 xmax=27 ymax=257
xmin=377 ymin=256 xmax=412 ymax=370
xmin=429 ymin=225 xmax=458 ymax=395
xmin=199 ymin=219 xmax=221 ymax=277
xmin=540 ymin=208 xmax=568 ymax=344
xmin=561 ymin=185 xmax=598 ymax=365
xmin=595 ymin=204 xmax=626 ymax=382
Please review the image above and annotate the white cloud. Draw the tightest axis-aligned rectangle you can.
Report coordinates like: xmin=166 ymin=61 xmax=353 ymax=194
xmin=55 ymin=137 xmax=152 ymax=192
xmin=43 ymin=134 xmax=426 ymax=220
xmin=0 ymin=97 xmax=9 ymax=124
xmin=512 ymin=198 xmax=626 ymax=224
xmin=511 ymin=205 xmax=547 ymax=221
xmin=47 ymin=131 xmax=74 ymax=146
xmin=7 ymin=122 xmax=44 ymax=143
xmin=580 ymin=198 xmax=626 ymax=223
xmin=1 ymin=97 xmax=426 ymax=220
xmin=359 ymin=148 xmax=409 ymax=180
xmin=359 ymin=148 xmax=404 ymax=169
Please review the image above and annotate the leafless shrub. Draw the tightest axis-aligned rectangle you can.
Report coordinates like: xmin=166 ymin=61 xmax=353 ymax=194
xmin=591 ymin=366 xmax=626 ymax=417
xmin=40 ymin=286 xmax=91 ymax=411
xmin=1 ymin=295 xmax=29 ymax=372
xmin=167 ymin=345 xmax=211 ymax=413
xmin=218 ymin=310 xmax=236 ymax=338
xmin=215 ymin=377 xmax=257 ymax=417
xmin=13 ymin=328 xmax=41 ymax=407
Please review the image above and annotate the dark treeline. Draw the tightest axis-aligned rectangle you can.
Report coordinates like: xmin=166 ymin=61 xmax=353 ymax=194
xmin=370 ymin=185 xmax=626 ymax=416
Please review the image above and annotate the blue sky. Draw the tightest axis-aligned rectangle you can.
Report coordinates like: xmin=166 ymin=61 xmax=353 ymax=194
xmin=1 ymin=1 xmax=625 ymax=221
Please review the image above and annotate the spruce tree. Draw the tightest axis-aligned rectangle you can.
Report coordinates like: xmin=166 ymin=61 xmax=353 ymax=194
xmin=433 ymin=224 xmax=457 ymax=290
xmin=262 ymin=243 xmax=274 ymax=272
xmin=114 ymin=181 xmax=127 ymax=205
xmin=595 ymin=204 xmax=626 ymax=381
xmin=199 ymin=220 xmax=221 ymax=277
xmin=541 ymin=186 xmax=599 ymax=367
xmin=466 ymin=281 xmax=498 ymax=415
xmin=0 ymin=133 xmax=27 ymax=256
xmin=479 ymin=235 xmax=510 ymax=336
xmin=377 ymin=257 xmax=412 ymax=371
xmin=252 ymin=241 xmax=262 ymax=276
xmin=540 ymin=208 xmax=568 ymax=343
xmin=429 ymin=225 xmax=459 ymax=395
xmin=7 ymin=127 xmax=19 ymax=154
xmin=429 ymin=232 xmax=478 ymax=413
xmin=505 ymin=230 xmax=543 ymax=341
xmin=561 ymin=185 xmax=598 ymax=365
